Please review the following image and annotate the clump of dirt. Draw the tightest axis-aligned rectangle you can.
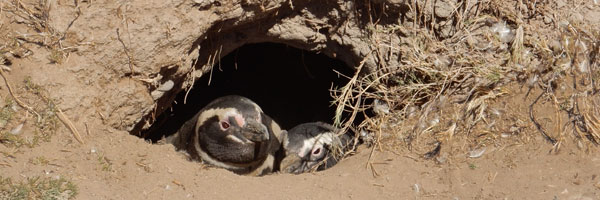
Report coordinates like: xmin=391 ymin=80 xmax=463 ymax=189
xmin=1 ymin=0 xmax=600 ymax=199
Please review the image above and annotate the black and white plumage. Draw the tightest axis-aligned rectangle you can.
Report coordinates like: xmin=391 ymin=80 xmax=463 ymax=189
xmin=166 ymin=95 xmax=285 ymax=176
xmin=279 ymin=122 xmax=349 ymax=174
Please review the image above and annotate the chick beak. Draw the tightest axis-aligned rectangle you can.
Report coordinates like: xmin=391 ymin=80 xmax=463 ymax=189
xmin=280 ymin=154 xmax=305 ymax=174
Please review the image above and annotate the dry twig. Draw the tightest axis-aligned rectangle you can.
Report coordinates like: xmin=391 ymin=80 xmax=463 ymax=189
xmin=56 ymin=107 xmax=84 ymax=144
xmin=56 ymin=107 xmax=85 ymax=144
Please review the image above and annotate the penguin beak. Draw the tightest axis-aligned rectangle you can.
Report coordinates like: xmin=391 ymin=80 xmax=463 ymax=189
xmin=244 ymin=119 xmax=270 ymax=142
xmin=280 ymin=154 xmax=304 ymax=174
xmin=281 ymin=153 xmax=325 ymax=174
xmin=281 ymin=151 xmax=340 ymax=174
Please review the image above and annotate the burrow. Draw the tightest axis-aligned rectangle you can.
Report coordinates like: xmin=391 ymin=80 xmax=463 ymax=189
xmin=141 ymin=42 xmax=357 ymax=141
xmin=128 ymin=1 xmax=405 ymax=140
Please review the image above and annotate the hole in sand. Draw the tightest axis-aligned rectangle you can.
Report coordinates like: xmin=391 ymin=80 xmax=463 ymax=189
xmin=142 ymin=42 xmax=355 ymax=141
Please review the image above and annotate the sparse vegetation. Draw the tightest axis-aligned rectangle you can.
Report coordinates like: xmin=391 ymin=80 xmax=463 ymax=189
xmin=0 ymin=0 xmax=80 ymax=65
xmin=97 ymin=153 xmax=113 ymax=172
xmin=0 ymin=98 xmax=16 ymax=127
xmin=0 ymin=176 xmax=78 ymax=200
xmin=29 ymin=156 xmax=50 ymax=166
xmin=0 ymin=77 xmax=60 ymax=148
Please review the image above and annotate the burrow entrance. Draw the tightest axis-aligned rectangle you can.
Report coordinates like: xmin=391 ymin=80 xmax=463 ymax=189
xmin=142 ymin=42 xmax=355 ymax=141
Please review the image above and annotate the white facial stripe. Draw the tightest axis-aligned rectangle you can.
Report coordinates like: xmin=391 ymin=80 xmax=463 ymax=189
xmin=226 ymin=134 xmax=251 ymax=144
xmin=297 ymin=132 xmax=336 ymax=157
xmin=196 ymin=108 xmax=240 ymax=131
xmin=297 ymin=138 xmax=315 ymax=157
xmin=318 ymin=132 xmax=336 ymax=144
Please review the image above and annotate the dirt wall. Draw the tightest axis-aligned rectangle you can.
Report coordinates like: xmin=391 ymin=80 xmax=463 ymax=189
xmin=7 ymin=0 xmax=427 ymax=135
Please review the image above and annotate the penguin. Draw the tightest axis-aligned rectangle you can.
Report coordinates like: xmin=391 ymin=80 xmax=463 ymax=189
xmin=166 ymin=95 xmax=285 ymax=176
xmin=279 ymin=122 xmax=350 ymax=174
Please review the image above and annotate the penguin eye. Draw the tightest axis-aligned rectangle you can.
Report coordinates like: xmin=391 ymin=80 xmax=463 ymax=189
xmin=220 ymin=121 xmax=230 ymax=130
xmin=312 ymin=148 xmax=321 ymax=155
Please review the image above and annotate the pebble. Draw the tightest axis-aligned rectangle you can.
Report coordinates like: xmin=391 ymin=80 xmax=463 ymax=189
xmin=10 ymin=123 xmax=24 ymax=135
xmin=543 ymin=16 xmax=552 ymax=24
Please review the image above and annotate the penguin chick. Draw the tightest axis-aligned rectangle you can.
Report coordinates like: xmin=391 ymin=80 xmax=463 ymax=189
xmin=279 ymin=122 xmax=349 ymax=174
xmin=167 ymin=95 xmax=285 ymax=176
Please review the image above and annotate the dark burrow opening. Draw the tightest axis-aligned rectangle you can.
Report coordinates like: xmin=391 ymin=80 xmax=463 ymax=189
xmin=142 ymin=42 xmax=356 ymax=142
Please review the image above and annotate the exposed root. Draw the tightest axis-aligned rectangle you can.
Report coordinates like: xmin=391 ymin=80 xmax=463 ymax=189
xmin=529 ymin=91 xmax=557 ymax=145
xmin=116 ymin=28 xmax=135 ymax=76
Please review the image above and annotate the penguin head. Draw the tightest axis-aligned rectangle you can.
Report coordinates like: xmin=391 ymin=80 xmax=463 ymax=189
xmin=280 ymin=122 xmax=346 ymax=174
xmin=195 ymin=95 xmax=275 ymax=165
xmin=214 ymin=109 xmax=270 ymax=143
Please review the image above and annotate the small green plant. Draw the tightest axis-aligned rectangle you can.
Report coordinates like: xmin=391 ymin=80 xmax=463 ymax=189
xmin=0 ymin=176 xmax=78 ymax=200
xmin=29 ymin=156 xmax=50 ymax=166
xmin=23 ymin=77 xmax=44 ymax=96
xmin=47 ymin=49 xmax=65 ymax=64
xmin=485 ymin=67 xmax=503 ymax=83
xmin=469 ymin=163 xmax=477 ymax=170
xmin=97 ymin=153 xmax=113 ymax=172
xmin=0 ymin=97 xmax=15 ymax=128
xmin=0 ymin=131 xmax=27 ymax=148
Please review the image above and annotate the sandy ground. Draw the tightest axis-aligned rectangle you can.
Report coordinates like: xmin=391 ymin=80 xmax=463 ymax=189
xmin=1 ymin=121 xmax=599 ymax=199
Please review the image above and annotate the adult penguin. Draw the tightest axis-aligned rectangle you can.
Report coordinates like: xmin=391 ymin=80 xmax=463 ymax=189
xmin=279 ymin=122 xmax=350 ymax=174
xmin=167 ymin=95 xmax=285 ymax=176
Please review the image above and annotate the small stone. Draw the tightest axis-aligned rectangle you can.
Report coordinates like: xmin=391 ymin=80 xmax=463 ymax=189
xmin=436 ymin=153 xmax=448 ymax=164
xmin=434 ymin=0 xmax=454 ymax=18
xmin=434 ymin=56 xmax=451 ymax=69
xmin=558 ymin=20 xmax=570 ymax=28
xmin=543 ymin=16 xmax=552 ymax=24
xmin=549 ymin=40 xmax=562 ymax=55
xmin=10 ymin=123 xmax=24 ymax=135
xmin=570 ymin=13 xmax=584 ymax=23
xmin=151 ymin=80 xmax=175 ymax=100
xmin=156 ymin=80 xmax=174 ymax=92
xmin=556 ymin=0 xmax=566 ymax=8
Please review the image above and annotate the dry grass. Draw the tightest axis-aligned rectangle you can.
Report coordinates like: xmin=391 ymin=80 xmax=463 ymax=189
xmin=331 ymin=0 xmax=599 ymax=159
